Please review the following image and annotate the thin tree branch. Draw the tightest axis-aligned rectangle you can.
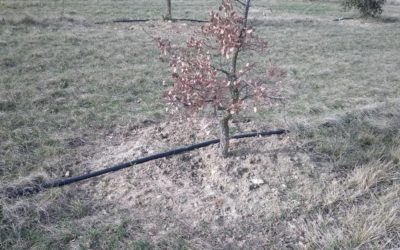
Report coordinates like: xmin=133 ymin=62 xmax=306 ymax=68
xmin=234 ymin=0 xmax=246 ymax=6
xmin=211 ymin=65 xmax=230 ymax=76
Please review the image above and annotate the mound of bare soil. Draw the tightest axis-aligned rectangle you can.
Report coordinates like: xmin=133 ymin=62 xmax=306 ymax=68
xmin=83 ymin=120 xmax=328 ymax=247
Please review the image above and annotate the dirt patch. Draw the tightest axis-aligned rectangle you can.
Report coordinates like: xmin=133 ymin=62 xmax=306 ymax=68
xmin=83 ymin=120 xmax=331 ymax=247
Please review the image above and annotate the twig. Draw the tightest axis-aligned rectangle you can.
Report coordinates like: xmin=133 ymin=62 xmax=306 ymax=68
xmin=211 ymin=65 xmax=230 ymax=76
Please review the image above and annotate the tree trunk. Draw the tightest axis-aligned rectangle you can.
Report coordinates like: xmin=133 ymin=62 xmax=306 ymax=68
xmin=220 ymin=0 xmax=251 ymax=158
xmin=165 ymin=0 xmax=172 ymax=20
xmin=219 ymin=113 xmax=231 ymax=158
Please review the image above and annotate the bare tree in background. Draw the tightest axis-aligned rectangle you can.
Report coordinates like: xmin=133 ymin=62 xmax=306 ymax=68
xmin=164 ymin=0 xmax=172 ymax=20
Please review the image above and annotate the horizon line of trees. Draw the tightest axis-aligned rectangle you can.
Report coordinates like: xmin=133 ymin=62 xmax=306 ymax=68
xmin=162 ymin=0 xmax=388 ymax=20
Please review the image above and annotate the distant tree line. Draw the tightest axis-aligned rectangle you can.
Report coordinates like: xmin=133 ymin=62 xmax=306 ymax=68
xmin=164 ymin=0 xmax=387 ymax=20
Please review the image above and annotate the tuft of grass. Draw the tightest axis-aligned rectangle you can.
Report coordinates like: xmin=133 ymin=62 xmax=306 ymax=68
xmin=298 ymin=102 xmax=400 ymax=169
xmin=132 ymin=240 xmax=152 ymax=250
xmin=297 ymin=165 xmax=399 ymax=249
xmin=294 ymin=103 xmax=400 ymax=249
xmin=0 ymin=188 xmax=94 ymax=250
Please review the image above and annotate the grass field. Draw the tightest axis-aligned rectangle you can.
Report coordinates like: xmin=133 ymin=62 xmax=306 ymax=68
xmin=1 ymin=0 xmax=399 ymax=249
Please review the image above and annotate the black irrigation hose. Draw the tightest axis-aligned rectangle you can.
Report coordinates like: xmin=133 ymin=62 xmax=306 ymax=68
xmin=94 ymin=18 xmax=208 ymax=24
xmin=171 ymin=18 xmax=208 ymax=23
xmin=94 ymin=18 xmax=155 ymax=24
xmin=5 ymin=129 xmax=287 ymax=198
xmin=332 ymin=17 xmax=355 ymax=21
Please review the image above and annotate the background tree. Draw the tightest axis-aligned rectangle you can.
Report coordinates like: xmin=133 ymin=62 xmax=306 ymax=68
xmin=342 ymin=0 xmax=386 ymax=17
xmin=157 ymin=0 xmax=284 ymax=157
xmin=164 ymin=0 xmax=172 ymax=20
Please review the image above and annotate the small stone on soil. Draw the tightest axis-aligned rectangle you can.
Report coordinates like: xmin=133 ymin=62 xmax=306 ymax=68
xmin=251 ymin=178 xmax=265 ymax=185
xmin=237 ymin=167 xmax=249 ymax=177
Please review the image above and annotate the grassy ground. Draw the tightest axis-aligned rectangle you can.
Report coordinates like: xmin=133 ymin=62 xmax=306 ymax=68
xmin=1 ymin=0 xmax=399 ymax=249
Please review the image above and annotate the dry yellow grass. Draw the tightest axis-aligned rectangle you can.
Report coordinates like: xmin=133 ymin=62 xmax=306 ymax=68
xmin=1 ymin=0 xmax=399 ymax=249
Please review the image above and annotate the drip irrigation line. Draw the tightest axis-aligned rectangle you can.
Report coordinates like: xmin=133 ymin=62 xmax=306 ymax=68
xmin=171 ymin=18 xmax=208 ymax=23
xmin=95 ymin=18 xmax=208 ymax=25
xmin=94 ymin=18 xmax=155 ymax=24
xmin=5 ymin=129 xmax=287 ymax=198
xmin=333 ymin=17 xmax=355 ymax=21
